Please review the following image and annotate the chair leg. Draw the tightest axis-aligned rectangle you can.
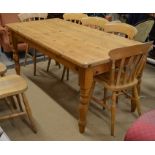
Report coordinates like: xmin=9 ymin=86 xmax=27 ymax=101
xmin=88 ymin=81 xmax=96 ymax=103
xmin=61 ymin=66 xmax=69 ymax=81
xmin=21 ymin=93 xmax=37 ymax=133
xmin=16 ymin=94 xmax=23 ymax=112
xmin=47 ymin=58 xmax=51 ymax=72
xmin=43 ymin=55 xmax=46 ymax=61
xmin=5 ymin=97 xmax=16 ymax=113
xmin=133 ymin=85 xmax=141 ymax=116
xmin=33 ymin=49 xmax=37 ymax=76
xmin=10 ymin=96 xmax=17 ymax=109
xmin=1 ymin=47 xmax=4 ymax=52
xmin=137 ymin=72 xmax=143 ymax=95
xmin=24 ymin=50 xmax=28 ymax=67
xmin=55 ymin=61 xmax=61 ymax=69
xmin=61 ymin=66 xmax=67 ymax=81
xmin=24 ymin=44 xmax=29 ymax=66
xmin=111 ymin=92 xmax=117 ymax=136
xmin=137 ymin=77 xmax=141 ymax=95
xmin=116 ymin=91 xmax=119 ymax=104
xmin=67 ymin=68 xmax=69 ymax=80
xmin=103 ymin=88 xmax=107 ymax=110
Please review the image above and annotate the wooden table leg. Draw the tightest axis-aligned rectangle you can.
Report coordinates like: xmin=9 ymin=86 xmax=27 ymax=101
xmin=11 ymin=33 xmax=20 ymax=75
xmin=78 ymin=68 xmax=93 ymax=133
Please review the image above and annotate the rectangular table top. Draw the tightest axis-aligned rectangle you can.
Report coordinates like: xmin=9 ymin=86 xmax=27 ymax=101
xmin=7 ymin=18 xmax=142 ymax=68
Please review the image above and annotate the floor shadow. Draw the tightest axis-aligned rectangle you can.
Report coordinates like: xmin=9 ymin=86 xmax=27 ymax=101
xmin=23 ymin=62 xmax=155 ymax=120
xmin=25 ymin=68 xmax=81 ymax=119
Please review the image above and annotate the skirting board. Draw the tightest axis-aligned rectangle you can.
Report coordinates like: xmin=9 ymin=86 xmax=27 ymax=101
xmin=147 ymin=57 xmax=155 ymax=65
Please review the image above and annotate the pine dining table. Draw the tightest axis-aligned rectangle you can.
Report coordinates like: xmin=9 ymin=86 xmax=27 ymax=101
xmin=6 ymin=18 xmax=142 ymax=133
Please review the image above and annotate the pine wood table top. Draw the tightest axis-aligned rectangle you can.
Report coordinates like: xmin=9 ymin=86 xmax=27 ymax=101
xmin=6 ymin=18 xmax=142 ymax=68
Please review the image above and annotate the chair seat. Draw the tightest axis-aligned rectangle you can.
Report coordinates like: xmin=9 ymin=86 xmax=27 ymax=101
xmin=95 ymin=72 xmax=138 ymax=90
xmin=0 ymin=74 xmax=28 ymax=98
xmin=124 ymin=109 xmax=155 ymax=140
xmin=0 ymin=63 xmax=7 ymax=75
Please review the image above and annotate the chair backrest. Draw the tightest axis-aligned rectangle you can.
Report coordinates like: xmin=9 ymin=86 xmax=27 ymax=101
xmin=104 ymin=22 xmax=138 ymax=39
xmin=108 ymin=42 xmax=152 ymax=88
xmin=63 ymin=13 xmax=88 ymax=24
xmin=134 ymin=20 xmax=154 ymax=42
xmin=111 ymin=20 xmax=122 ymax=23
xmin=18 ymin=13 xmax=48 ymax=22
xmin=0 ymin=14 xmax=29 ymax=53
xmin=81 ymin=17 xmax=109 ymax=31
xmin=0 ymin=13 xmax=20 ymax=27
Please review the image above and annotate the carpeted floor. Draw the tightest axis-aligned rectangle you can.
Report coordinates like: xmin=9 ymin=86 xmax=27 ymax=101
xmin=0 ymin=60 xmax=155 ymax=140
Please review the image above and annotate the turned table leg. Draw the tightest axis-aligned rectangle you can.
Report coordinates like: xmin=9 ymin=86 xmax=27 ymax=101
xmin=78 ymin=68 xmax=93 ymax=133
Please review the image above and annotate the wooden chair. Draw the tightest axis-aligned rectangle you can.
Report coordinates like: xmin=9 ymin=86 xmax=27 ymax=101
xmin=111 ymin=20 xmax=122 ymax=23
xmin=0 ymin=14 xmax=28 ymax=59
xmin=81 ymin=17 xmax=109 ymax=31
xmin=104 ymin=22 xmax=138 ymax=39
xmin=104 ymin=22 xmax=141 ymax=94
xmin=0 ymin=74 xmax=36 ymax=133
xmin=0 ymin=63 xmax=7 ymax=76
xmin=47 ymin=13 xmax=88 ymax=81
xmin=0 ymin=27 xmax=7 ymax=77
xmin=63 ymin=13 xmax=88 ymax=24
xmin=134 ymin=20 xmax=154 ymax=94
xmin=18 ymin=13 xmax=48 ymax=21
xmin=90 ymin=42 xmax=152 ymax=136
xmin=18 ymin=13 xmax=48 ymax=76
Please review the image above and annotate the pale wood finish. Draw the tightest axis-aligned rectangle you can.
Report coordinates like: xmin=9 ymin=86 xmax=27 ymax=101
xmin=111 ymin=20 xmax=122 ymax=23
xmin=7 ymin=19 xmax=141 ymax=68
xmin=0 ymin=63 xmax=7 ymax=76
xmin=0 ymin=74 xmax=36 ymax=132
xmin=60 ymin=13 xmax=88 ymax=80
xmin=48 ymin=14 xmax=88 ymax=80
xmin=92 ymin=42 xmax=152 ymax=136
xmin=104 ymin=21 xmax=141 ymax=96
xmin=0 ymin=75 xmax=27 ymax=98
xmin=61 ymin=14 xmax=89 ymax=81
xmin=6 ymin=18 xmax=143 ymax=133
xmin=81 ymin=17 xmax=109 ymax=31
xmin=63 ymin=13 xmax=88 ymax=24
xmin=18 ymin=13 xmax=48 ymax=76
xmin=18 ymin=13 xmax=48 ymax=22
xmin=104 ymin=22 xmax=138 ymax=39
